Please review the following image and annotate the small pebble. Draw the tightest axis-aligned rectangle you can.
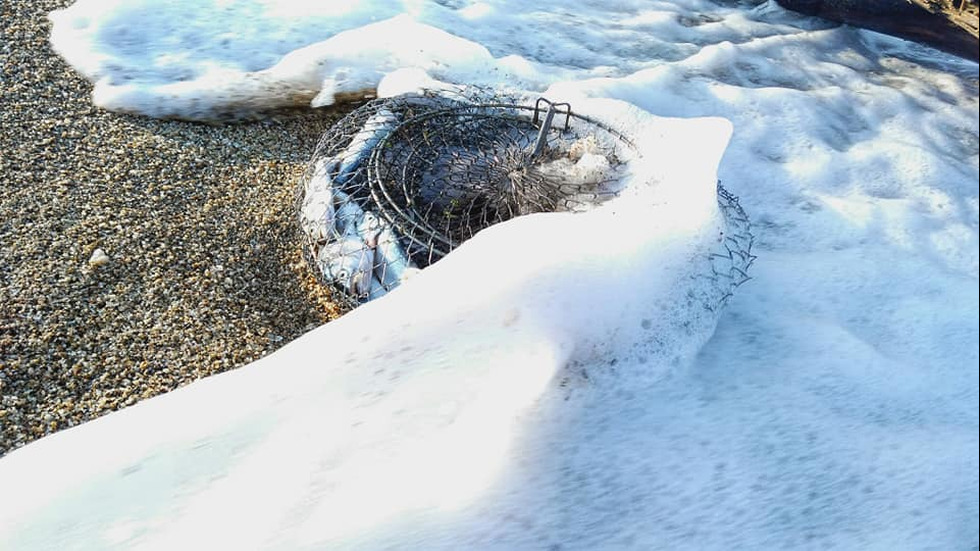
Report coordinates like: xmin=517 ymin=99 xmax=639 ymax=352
xmin=88 ymin=248 xmax=110 ymax=267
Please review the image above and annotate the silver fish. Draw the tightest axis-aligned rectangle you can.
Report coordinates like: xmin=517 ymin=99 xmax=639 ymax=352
xmin=321 ymin=191 xmax=416 ymax=300
xmin=367 ymin=276 xmax=388 ymax=301
xmin=330 ymin=108 xmax=400 ymax=185
xmin=357 ymin=211 xmax=415 ymax=291
xmin=316 ymin=237 xmax=374 ymax=300
xmin=300 ymin=159 xmax=337 ymax=244
xmin=313 ymin=189 xmax=375 ymax=298
xmin=332 ymin=190 xmax=367 ymax=237
xmin=372 ymin=225 xmax=416 ymax=290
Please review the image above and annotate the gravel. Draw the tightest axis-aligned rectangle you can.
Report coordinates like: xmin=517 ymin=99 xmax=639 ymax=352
xmin=0 ymin=0 xmax=350 ymax=456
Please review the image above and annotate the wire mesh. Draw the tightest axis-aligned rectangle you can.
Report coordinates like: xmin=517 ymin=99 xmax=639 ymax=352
xmin=705 ymin=183 xmax=756 ymax=311
xmin=296 ymin=90 xmax=754 ymax=311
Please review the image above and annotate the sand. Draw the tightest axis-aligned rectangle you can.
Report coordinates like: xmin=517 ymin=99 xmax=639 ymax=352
xmin=0 ymin=0 xmax=348 ymax=455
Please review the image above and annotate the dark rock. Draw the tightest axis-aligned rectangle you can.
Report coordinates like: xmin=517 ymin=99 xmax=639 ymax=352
xmin=776 ymin=0 xmax=979 ymax=61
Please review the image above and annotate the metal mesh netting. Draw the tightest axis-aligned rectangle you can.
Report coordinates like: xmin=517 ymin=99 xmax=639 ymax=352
xmin=296 ymin=90 xmax=754 ymax=310
xmin=705 ymin=185 xmax=756 ymax=311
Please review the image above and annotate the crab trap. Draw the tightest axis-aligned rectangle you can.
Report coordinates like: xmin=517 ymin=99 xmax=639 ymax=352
xmin=296 ymin=90 xmax=754 ymax=310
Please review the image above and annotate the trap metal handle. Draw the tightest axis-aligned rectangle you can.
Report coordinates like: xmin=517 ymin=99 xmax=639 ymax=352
xmin=530 ymin=98 xmax=571 ymax=159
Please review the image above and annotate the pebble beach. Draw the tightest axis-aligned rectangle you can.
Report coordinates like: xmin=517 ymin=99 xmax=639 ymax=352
xmin=0 ymin=0 xmax=348 ymax=455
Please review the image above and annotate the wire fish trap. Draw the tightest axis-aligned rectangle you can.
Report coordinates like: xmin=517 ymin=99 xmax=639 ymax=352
xmin=297 ymin=91 xmax=638 ymax=307
xmin=297 ymin=90 xmax=754 ymax=310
